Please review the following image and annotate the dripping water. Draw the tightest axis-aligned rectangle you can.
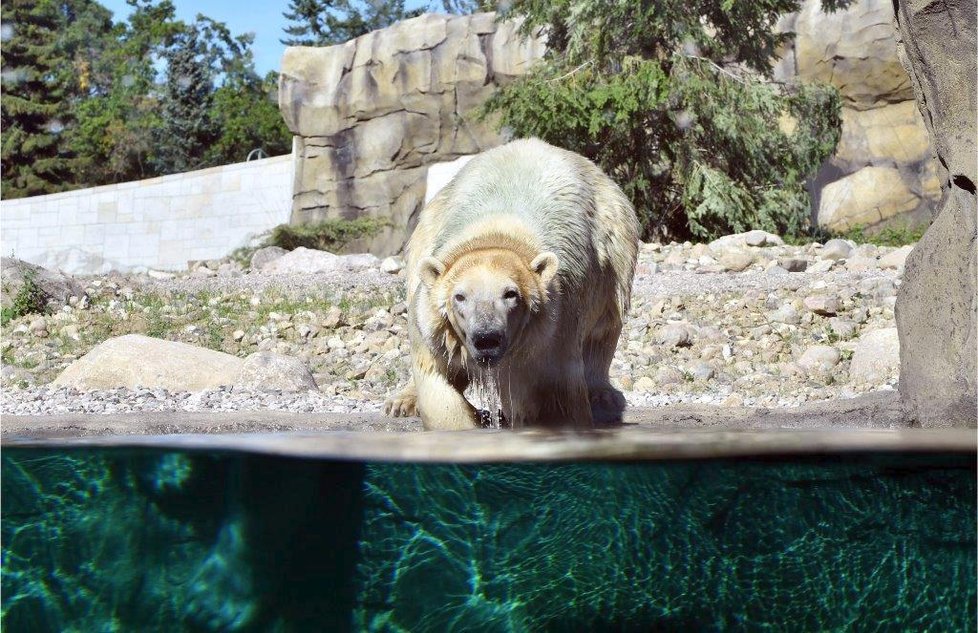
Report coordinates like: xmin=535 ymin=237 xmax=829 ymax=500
xmin=471 ymin=365 xmax=503 ymax=429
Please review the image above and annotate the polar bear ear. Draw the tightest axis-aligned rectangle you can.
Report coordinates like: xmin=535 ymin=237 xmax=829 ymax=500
xmin=530 ymin=251 xmax=559 ymax=288
xmin=419 ymin=257 xmax=446 ymax=288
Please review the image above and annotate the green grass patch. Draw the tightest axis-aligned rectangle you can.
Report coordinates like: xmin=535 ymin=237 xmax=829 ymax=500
xmin=267 ymin=218 xmax=389 ymax=253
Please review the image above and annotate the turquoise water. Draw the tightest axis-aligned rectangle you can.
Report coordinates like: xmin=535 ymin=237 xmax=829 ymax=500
xmin=2 ymin=449 xmax=974 ymax=632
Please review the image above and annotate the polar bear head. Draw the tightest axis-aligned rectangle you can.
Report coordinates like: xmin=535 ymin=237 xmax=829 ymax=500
xmin=419 ymin=247 xmax=559 ymax=366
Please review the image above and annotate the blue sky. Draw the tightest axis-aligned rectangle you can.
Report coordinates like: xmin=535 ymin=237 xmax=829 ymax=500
xmin=99 ymin=1 xmax=433 ymax=76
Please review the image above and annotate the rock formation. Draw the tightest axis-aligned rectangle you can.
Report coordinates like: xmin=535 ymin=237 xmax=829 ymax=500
xmin=775 ymin=0 xmax=942 ymax=232
xmin=891 ymin=0 xmax=977 ymax=427
xmin=278 ymin=13 xmax=544 ymax=256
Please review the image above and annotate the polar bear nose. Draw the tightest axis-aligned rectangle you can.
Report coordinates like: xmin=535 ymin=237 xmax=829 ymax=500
xmin=472 ymin=332 xmax=503 ymax=353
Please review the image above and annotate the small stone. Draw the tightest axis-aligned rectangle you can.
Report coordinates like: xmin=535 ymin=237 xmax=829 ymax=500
xmin=633 ymin=376 xmax=656 ymax=392
xmin=29 ymin=318 xmax=48 ymax=336
xmin=718 ymin=249 xmax=755 ymax=272
xmin=850 ymin=328 xmax=900 ymax=384
xmin=797 ymin=345 xmax=842 ymax=371
xmin=721 ymin=393 xmax=745 ymax=407
xmin=689 ymin=362 xmax=715 ymax=381
xmin=380 ymin=256 xmax=405 ymax=274
xmin=61 ymin=324 xmax=81 ymax=341
xmin=323 ymin=306 xmax=344 ymax=329
xmin=767 ymin=305 xmax=801 ymax=325
xmin=232 ymin=329 xmax=246 ymax=342
xmin=655 ymin=323 xmax=693 ymax=348
xmin=744 ymin=230 xmax=773 ymax=247
xmin=803 ymin=295 xmax=840 ymax=316
xmin=655 ymin=366 xmax=685 ymax=385
xmin=820 ymin=239 xmax=854 ymax=261
xmin=828 ymin=318 xmax=857 ymax=339
xmin=147 ymin=269 xmax=176 ymax=280
xmin=845 ymin=256 xmax=878 ymax=272
xmin=878 ymin=245 xmax=914 ymax=270
xmin=778 ymin=257 xmax=808 ymax=272
xmin=808 ymin=260 xmax=835 ymax=273
xmin=249 ymin=246 xmax=288 ymax=270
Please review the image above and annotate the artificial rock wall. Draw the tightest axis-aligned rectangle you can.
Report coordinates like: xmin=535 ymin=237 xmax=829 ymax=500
xmin=891 ymin=0 xmax=977 ymax=428
xmin=278 ymin=12 xmax=544 ymax=256
xmin=776 ymin=0 xmax=942 ymax=233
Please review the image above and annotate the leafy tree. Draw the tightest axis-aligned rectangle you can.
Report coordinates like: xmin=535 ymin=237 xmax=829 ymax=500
xmin=281 ymin=0 xmax=426 ymax=46
xmin=484 ymin=0 xmax=844 ymax=241
xmin=207 ymin=70 xmax=292 ymax=164
xmin=1 ymin=0 xmax=114 ymax=197
xmin=65 ymin=0 xmax=291 ymax=186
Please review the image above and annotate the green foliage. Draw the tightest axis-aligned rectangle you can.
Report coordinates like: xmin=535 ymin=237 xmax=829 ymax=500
xmin=1 ymin=0 xmax=115 ymax=198
xmin=838 ymin=224 xmax=926 ymax=247
xmin=267 ymin=218 xmax=390 ymax=252
xmin=484 ymin=0 xmax=845 ymax=241
xmin=1 ymin=270 xmax=50 ymax=326
xmin=3 ymin=0 xmax=292 ymax=197
xmin=281 ymin=0 xmax=425 ymax=46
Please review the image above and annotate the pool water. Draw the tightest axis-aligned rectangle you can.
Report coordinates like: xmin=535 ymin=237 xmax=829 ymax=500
xmin=2 ymin=449 xmax=974 ymax=631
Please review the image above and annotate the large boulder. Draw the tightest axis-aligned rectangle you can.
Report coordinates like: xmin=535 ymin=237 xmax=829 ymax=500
xmin=53 ymin=336 xmax=320 ymax=393
xmin=780 ymin=0 xmax=913 ymax=108
xmin=233 ymin=352 xmax=318 ymax=392
xmin=1 ymin=258 xmax=86 ymax=312
xmin=817 ymin=166 xmax=925 ymax=231
xmin=53 ymin=335 xmax=244 ymax=391
xmin=776 ymin=0 xmax=940 ymax=233
xmin=892 ymin=0 xmax=977 ymax=427
xmin=279 ymin=13 xmax=545 ymax=256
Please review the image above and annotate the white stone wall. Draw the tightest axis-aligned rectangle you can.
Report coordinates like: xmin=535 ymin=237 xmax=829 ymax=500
xmin=0 ymin=154 xmax=293 ymax=274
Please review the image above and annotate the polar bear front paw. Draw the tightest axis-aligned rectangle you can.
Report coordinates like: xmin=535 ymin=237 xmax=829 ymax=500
xmin=384 ymin=388 xmax=419 ymax=417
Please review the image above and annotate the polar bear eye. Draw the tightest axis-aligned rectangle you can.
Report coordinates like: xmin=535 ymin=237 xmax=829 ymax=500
xmin=503 ymin=289 xmax=519 ymax=301
xmin=454 ymin=293 xmax=466 ymax=303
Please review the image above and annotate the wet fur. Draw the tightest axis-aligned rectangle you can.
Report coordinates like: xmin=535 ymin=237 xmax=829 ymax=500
xmin=385 ymin=138 xmax=640 ymax=430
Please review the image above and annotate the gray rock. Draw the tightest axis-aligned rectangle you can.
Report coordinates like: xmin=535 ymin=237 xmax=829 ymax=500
xmin=340 ymin=253 xmax=381 ymax=270
xmin=53 ymin=335 xmax=244 ymax=391
xmin=709 ymin=231 xmax=784 ymax=250
xmin=844 ymin=256 xmax=878 ymax=272
xmin=878 ymin=245 xmax=914 ymax=269
xmin=261 ymin=247 xmax=342 ymax=274
xmin=820 ymin=239 xmax=854 ymax=261
xmin=803 ymin=295 xmax=840 ymax=316
xmin=655 ymin=324 xmax=693 ymax=348
xmin=850 ymin=328 xmax=899 ymax=384
xmin=778 ymin=257 xmax=808 ymax=272
xmin=718 ymin=249 xmax=755 ymax=272
xmin=1 ymin=258 xmax=85 ymax=312
xmin=768 ymin=305 xmax=801 ymax=325
xmin=381 ymin=256 xmax=405 ymax=274
xmin=828 ymin=318 xmax=858 ymax=339
xmin=249 ymin=246 xmax=288 ymax=270
xmin=233 ymin=352 xmax=318 ymax=393
xmin=690 ymin=362 xmax=716 ymax=381
xmin=655 ymin=366 xmax=685 ymax=385
xmin=798 ymin=345 xmax=842 ymax=371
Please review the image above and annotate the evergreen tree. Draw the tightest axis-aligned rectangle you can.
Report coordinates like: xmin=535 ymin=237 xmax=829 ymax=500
xmin=281 ymin=0 xmax=426 ymax=46
xmin=1 ymin=0 xmax=113 ymax=198
xmin=153 ymin=26 xmax=215 ymax=173
xmin=484 ymin=0 xmax=845 ymax=241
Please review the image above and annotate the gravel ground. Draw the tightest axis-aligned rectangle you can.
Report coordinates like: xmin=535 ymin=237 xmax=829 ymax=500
xmin=1 ymin=234 xmax=909 ymax=416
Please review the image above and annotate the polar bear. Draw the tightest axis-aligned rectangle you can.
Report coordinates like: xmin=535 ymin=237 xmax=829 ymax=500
xmin=385 ymin=138 xmax=639 ymax=430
